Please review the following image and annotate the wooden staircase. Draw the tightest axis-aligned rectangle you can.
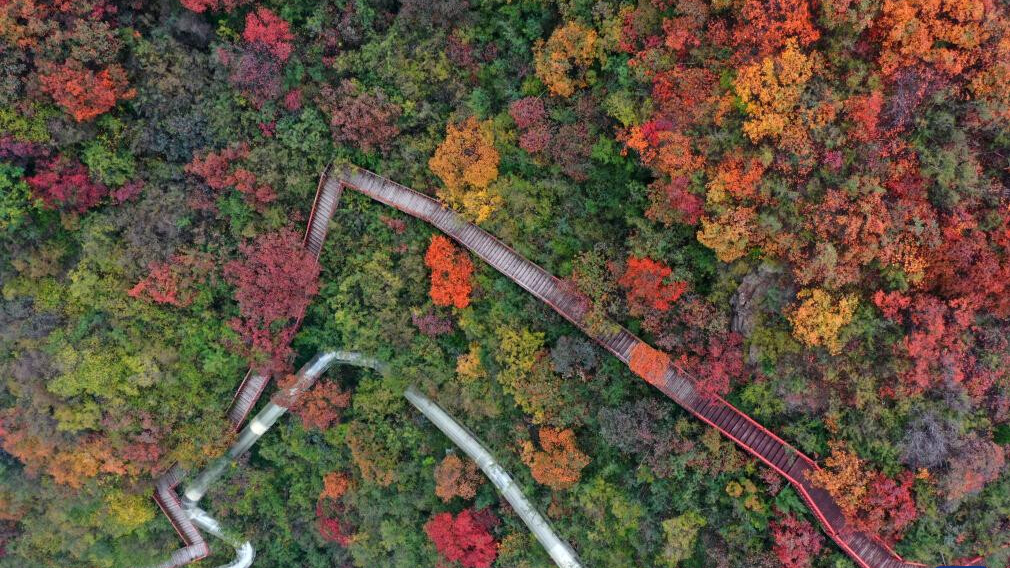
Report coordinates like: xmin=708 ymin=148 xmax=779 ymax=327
xmin=149 ymin=465 xmax=209 ymax=568
xmin=323 ymin=164 xmax=938 ymax=568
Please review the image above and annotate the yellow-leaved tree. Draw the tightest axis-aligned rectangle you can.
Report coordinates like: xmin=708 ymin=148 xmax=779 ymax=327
xmin=787 ymin=288 xmax=858 ymax=354
xmin=734 ymin=38 xmax=817 ymax=142
xmin=429 ymin=116 xmax=501 ymax=222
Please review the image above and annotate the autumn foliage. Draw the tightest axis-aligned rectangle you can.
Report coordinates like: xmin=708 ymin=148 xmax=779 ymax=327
xmin=770 ymin=514 xmax=824 ymax=568
xmin=807 ymin=442 xmax=918 ymax=543
xmin=243 ymin=8 xmax=294 ymax=62
xmin=224 ymin=229 xmax=320 ymax=374
xmin=619 ymin=256 xmax=688 ymax=315
xmin=185 ymin=144 xmax=277 ymax=207
xmin=128 ymin=252 xmax=214 ymax=308
xmin=39 ymin=61 xmax=134 ymax=122
xmin=628 ymin=342 xmax=671 ymax=388
xmin=787 ymin=289 xmax=858 ymax=355
xmin=180 ymin=0 xmax=250 ymax=12
xmin=27 ymin=156 xmax=108 ymax=213
xmin=424 ymin=235 xmax=474 ymax=309
xmin=434 ymin=454 xmax=484 ymax=502
xmin=429 ymin=116 xmax=501 ymax=222
xmin=424 ymin=508 xmax=499 ymax=568
xmin=289 ymin=380 xmax=351 ymax=431
xmin=520 ymin=427 xmax=591 ymax=490
xmin=533 ymin=22 xmax=598 ymax=97
xmin=320 ymin=471 xmax=351 ymax=501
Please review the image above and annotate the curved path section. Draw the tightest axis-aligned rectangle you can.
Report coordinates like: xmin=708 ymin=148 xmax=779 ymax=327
xmin=148 ymin=465 xmax=209 ymax=568
xmin=323 ymin=164 xmax=932 ymax=568
xmin=405 ymin=385 xmax=583 ymax=568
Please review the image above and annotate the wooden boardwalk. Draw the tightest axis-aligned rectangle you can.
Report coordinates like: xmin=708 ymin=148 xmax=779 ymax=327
xmin=322 ymin=164 xmax=933 ymax=568
xmin=149 ymin=465 xmax=209 ymax=568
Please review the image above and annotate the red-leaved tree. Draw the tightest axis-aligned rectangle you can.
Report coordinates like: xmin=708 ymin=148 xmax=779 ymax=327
xmin=186 ymin=144 xmax=277 ymax=208
xmin=848 ymin=472 xmax=918 ymax=545
xmin=224 ymin=229 xmax=320 ymax=375
xmin=289 ymin=380 xmax=351 ymax=430
xmin=27 ymin=156 xmax=108 ymax=213
xmin=619 ymin=256 xmax=688 ymax=315
xmin=128 ymin=251 xmax=215 ymax=308
xmin=424 ymin=235 xmax=474 ymax=309
xmin=180 ymin=0 xmax=250 ymax=13
xmin=424 ymin=508 xmax=499 ymax=568
xmin=243 ymin=7 xmax=294 ymax=62
xmin=770 ymin=514 xmax=824 ymax=568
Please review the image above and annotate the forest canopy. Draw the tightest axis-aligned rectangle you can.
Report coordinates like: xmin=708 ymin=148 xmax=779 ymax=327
xmin=1 ymin=0 xmax=1009 ymax=567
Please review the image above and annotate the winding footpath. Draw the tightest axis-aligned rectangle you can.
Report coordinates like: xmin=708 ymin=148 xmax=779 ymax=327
xmin=405 ymin=384 xmax=584 ymax=568
xmin=320 ymin=164 xmax=991 ymax=568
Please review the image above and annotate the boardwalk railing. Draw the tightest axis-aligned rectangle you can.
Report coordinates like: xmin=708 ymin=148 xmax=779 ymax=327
xmin=321 ymin=164 xmax=953 ymax=568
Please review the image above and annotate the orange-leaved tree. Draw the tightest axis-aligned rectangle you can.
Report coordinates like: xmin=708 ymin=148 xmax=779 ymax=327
xmin=629 ymin=342 xmax=671 ymax=388
xmin=434 ymin=454 xmax=485 ymax=502
xmin=429 ymin=116 xmax=500 ymax=222
xmin=39 ymin=61 xmax=134 ymax=122
xmin=733 ymin=38 xmax=818 ymax=142
xmin=521 ymin=427 xmax=591 ymax=490
xmin=424 ymin=235 xmax=474 ymax=309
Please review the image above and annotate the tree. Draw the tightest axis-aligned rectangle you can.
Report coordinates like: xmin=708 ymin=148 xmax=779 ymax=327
xmin=317 ymin=500 xmax=354 ymax=546
xmin=508 ymin=97 xmax=546 ymax=129
xmin=186 ymin=144 xmax=276 ymax=207
xmin=806 ymin=441 xmax=869 ymax=514
xmin=534 ymin=22 xmax=599 ymax=97
xmin=733 ymin=0 xmax=821 ymax=59
xmin=619 ymin=256 xmax=688 ymax=316
xmin=657 ymin=511 xmax=706 ymax=567
xmin=180 ymin=0 xmax=250 ymax=12
xmin=521 ymin=427 xmax=591 ymax=490
xmin=224 ymin=229 xmax=320 ymax=374
xmin=874 ymin=0 xmax=989 ymax=77
xmin=323 ymin=80 xmax=402 ymax=153
xmin=424 ymin=235 xmax=474 ymax=309
xmin=787 ymin=288 xmax=858 ymax=355
xmin=128 ymin=262 xmax=189 ymax=307
xmin=519 ymin=124 xmax=552 ymax=153
xmin=243 ymin=7 xmax=294 ymax=62
xmin=38 ymin=61 xmax=134 ymax=122
xmin=429 ymin=116 xmax=501 ymax=222
xmin=26 ymin=156 xmax=108 ymax=213
xmin=733 ymin=39 xmax=817 ymax=142
xmin=940 ymin=435 xmax=1005 ymax=505
xmin=629 ymin=342 xmax=671 ymax=388
xmin=770 ymin=514 xmax=824 ymax=568
xmin=320 ymin=471 xmax=351 ymax=500
xmin=0 ymin=164 xmax=30 ymax=233
xmin=217 ymin=44 xmax=283 ymax=107
xmin=289 ymin=380 xmax=351 ymax=430
xmin=848 ymin=472 xmax=918 ymax=544
xmin=434 ymin=454 xmax=484 ymax=502
xmin=424 ymin=509 xmax=499 ymax=568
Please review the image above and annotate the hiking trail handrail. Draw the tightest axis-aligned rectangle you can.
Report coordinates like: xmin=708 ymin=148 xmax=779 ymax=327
xmin=320 ymin=163 xmax=978 ymax=568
